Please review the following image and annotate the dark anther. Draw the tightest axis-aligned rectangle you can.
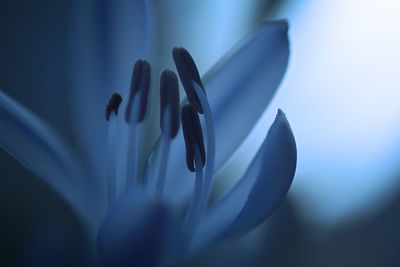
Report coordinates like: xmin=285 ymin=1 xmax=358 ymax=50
xmin=105 ymin=93 xmax=123 ymax=121
xmin=160 ymin=69 xmax=180 ymax=139
xmin=172 ymin=47 xmax=205 ymax=114
xmin=181 ymin=104 xmax=206 ymax=172
xmin=125 ymin=59 xmax=151 ymax=123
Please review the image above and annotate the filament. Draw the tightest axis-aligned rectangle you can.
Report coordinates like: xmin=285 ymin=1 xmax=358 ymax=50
xmin=192 ymin=81 xmax=216 ymax=218
xmin=143 ymin=148 xmax=158 ymax=195
xmin=180 ymin=145 xmax=204 ymax=253
xmin=155 ymin=107 xmax=172 ymax=197
xmin=126 ymin=93 xmax=142 ymax=190
xmin=182 ymin=145 xmax=204 ymax=231
xmin=107 ymin=112 xmax=117 ymax=207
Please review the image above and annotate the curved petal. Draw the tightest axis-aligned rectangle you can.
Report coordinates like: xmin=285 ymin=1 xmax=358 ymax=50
xmin=191 ymin=110 xmax=297 ymax=251
xmin=0 ymin=91 xmax=102 ymax=229
xmin=204 ymin=20 xmax=290 ymax=168
xmin=68 ymin=0 xmax=156 ymax=180
xmin=154 ymin=0 xmax=265 ymax=72
xmin=97 ymin=191 xmax=178 ymax=267
xmin=164 ymin=20 xmax=290 ymax=204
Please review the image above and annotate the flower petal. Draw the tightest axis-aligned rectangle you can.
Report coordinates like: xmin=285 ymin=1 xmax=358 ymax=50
xmin=204 ymin=19 xmax=290 ymax=174
xmin=164 ymin=20 xmax=290 ymax=204
xmin=192 ymin=110 xmax=297 ymax=251
xmin=69 ymin=0 xmax=156 ymax=180
xmin=154 ymin=0 xmax=266 ymax=72
xmin=0 ymin=91 xmax=101 ymax=229
xmin=98 ymin=191 xmax=178 ymax=267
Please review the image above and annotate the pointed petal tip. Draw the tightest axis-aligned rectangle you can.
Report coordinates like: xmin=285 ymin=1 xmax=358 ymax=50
xmin=270 ymin=109 xmax=296 ymax=166
xmin=267 ymin=19 xmax=289 ymax=32
xmin=259 ymin=19 xmax=289 ymax=38
xmin=274 ymin=108 xmax=291 ymax=129
xmin=275 ymin=18 xmax=289 ymax=28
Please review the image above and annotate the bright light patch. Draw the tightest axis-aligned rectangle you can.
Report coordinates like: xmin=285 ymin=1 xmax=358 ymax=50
xmin=242 ymin=0 xmax=400 ymax=225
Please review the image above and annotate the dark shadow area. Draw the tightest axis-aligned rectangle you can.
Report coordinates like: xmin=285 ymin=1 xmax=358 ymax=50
xmin=0 ymin=1 xmax=89 ymax=266
xmin=0 ymin=0 xmax=73 ymax=139
xmin=0 ymin=150 xmax=89 ymax=267
xmin=312 ymin=184 xmax=400 ymax=267
xmin=183 ymin=198 xmax=311 ymax=267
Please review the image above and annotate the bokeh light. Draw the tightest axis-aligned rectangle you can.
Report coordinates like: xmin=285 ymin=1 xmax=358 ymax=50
xmin=242 ymin=0 xmax=400 ymax=225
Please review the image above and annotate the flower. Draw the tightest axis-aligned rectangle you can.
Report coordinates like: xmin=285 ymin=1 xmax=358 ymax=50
xmin=0 ymin=1 xmax=296 ymax=266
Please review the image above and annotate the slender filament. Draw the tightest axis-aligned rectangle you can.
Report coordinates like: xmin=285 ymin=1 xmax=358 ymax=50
xmin=143 ymin=148 xmax=158 ymax=195
xmin=107 ymin=113 xmax=118 ymax=207
xmin=126 ymin=93 xmax=142 ymax=190
xmin=182 ymin=145 xmax=204 ymax=233
xmin=155 ymin=107 xmax=172 ymax=197
xmin=192 ymin=81 xmax=216 ymax=218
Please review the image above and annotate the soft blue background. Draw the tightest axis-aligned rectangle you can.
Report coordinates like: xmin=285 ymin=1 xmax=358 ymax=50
xmin=1 ymin=0 xmax=399 ymax=266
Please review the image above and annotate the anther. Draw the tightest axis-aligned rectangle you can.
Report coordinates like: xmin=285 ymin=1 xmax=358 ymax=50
xmin=181 ymin=104 xmax=206 ymax=172
xmin=172 ymin=47 xmax=205 ymax=114
xmin=125 ymin=59 xmax=151 ymax=122
xmin=105 ymin=93 xmax=123 ymax=121
xmin=160 ymin=69 xmax=180 ymax=139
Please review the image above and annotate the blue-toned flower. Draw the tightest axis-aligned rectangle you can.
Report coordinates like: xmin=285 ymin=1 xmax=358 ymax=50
xmin=0 ymin=2 xmax=296 ymax=266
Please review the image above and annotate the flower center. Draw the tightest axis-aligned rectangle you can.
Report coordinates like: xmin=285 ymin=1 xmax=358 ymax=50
xmin=104 ymin=48 xmax=216 ymax=243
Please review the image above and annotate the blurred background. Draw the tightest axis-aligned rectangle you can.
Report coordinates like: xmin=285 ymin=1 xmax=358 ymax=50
xmin=1 ymin=0 xmax=400 ymax=266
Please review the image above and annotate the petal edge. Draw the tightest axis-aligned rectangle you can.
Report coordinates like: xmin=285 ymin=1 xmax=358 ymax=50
xmin=164 ymin=20 xmax=291 ymax=204
xmin=192 ymin=109 xmax=297 ymax=250
xmin=0 ymin=90 xmax=101 ymax=229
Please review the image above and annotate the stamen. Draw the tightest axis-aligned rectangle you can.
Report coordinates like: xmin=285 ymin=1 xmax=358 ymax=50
xmin=125 ymin=60 xmax=150 ymax=190
xmin=181 ymin=104 xmax=206 ymax=172
xmin=125 ymin=59 xmax=151 ymax=123
xmin=192 ymin=81 xmax=216 ymax=219
xmin=154 ymin=70 xmax=181 ymax=197
xmin=173 ymin=48 xmax=215 ymax=225
xmin=160 ymin=69 xmax=180 ymax=139
xmin=105 ymin=93 xmax=122 ymax=121
xmin=172 ymin=47 xmax=205 ymax=113
xmin=105 ymin=93 xmax=122 ymax=207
